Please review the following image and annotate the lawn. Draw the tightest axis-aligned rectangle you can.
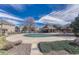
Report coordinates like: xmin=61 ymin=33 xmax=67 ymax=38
xmin=38 ymin=40 xmax=79 ymax=54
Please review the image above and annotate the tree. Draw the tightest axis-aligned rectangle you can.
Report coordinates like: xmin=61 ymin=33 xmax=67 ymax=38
xmin=15 ymin=26 xmax=20 ymax=33
xmin=70 ymin=15 xmax=79 ymax=45
xmin=25 ymin=17 xmax=35 ymax=32
xmin=0 ymin=18 xmax=4 ymax=35
xmin=70 ymin=15 xmax=79 ymax=37
xmin=26 ymin=17 xmax=35 ymax=26
xmin=22 ymin=26 xmax=27 ymax=32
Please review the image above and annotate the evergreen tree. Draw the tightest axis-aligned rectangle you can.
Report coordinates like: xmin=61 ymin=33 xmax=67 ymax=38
xmin=70 ymin=15 xmax=79 ymax=37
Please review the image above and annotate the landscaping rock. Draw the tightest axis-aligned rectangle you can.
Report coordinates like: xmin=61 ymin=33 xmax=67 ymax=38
xmin=71 ymin=38 xmax=79 ymax=46
xmin=13 ymin=40 xmax=22 ymax=46
xmin=1 ymin=40 xmax=22 ymax=50
xmin=1 ymin=42 xmax=14 ymax=50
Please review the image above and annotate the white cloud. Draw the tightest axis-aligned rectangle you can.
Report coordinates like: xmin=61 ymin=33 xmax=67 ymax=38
xmin=0 ymin=12 xmax=23 ymax=21
xmin=6 ymin=19 xmax=20 ymax=25
xmin=0 ymin=10 xmax=24 ymax=25
xmin=38 ymin=4 xmax=79 ymax=27
xmin=0 ymin=9 xmax=8 ymax=13
xmin=10 ymin=4 xmax=25 ymax=11
xmin=50 ymin=4 xmax=79 ymax=22
xmin=39 ymin=15 xmax=70 ymax=26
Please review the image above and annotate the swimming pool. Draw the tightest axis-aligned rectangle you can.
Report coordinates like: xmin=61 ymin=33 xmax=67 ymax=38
xmin=24 ymin=33 xmax=74 ymax=37
xmin=24 ymin=33 xmax=53 ymax=37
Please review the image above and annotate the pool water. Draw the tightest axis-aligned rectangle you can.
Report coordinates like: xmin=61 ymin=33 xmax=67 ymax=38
xmin=25 ymin=33 xmax=52 ymax=37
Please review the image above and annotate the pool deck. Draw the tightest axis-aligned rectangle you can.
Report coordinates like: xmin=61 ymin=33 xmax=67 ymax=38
xmin=6 ymin=33 xmax=76 ymax=55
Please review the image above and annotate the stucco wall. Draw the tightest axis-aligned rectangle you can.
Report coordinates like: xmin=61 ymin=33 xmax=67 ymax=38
xmin=0 ymin=24 xmax=15 ymax=33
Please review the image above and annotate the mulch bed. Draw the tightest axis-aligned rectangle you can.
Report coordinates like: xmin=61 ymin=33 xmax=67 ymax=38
xmin=7 ymin=43 xmax=31 ymax=55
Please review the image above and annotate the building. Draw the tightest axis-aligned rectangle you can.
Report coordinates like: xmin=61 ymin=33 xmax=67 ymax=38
xmin=40 ymin=24 xmax=73 ymax=33
xmin=0 ymin=20 xmax=16 ymax=35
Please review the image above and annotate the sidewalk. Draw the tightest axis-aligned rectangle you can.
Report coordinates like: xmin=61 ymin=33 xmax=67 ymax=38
xmin=31 ymin=43 xmax=43 ymax=55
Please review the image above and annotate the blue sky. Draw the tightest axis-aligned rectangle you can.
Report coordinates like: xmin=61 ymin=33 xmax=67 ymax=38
xmin=0 ymin=4 xmax=78 ymax=27
xmin=0 ymin=4 xmax=74 ymax=27
xmin=0 ymin=4 xmax=67 ymax=20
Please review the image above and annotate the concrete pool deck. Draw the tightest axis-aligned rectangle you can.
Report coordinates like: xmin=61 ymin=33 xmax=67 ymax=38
xmin=6 ymin=34 xmax=76 ymax=55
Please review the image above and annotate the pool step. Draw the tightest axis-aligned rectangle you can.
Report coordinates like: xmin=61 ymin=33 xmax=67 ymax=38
xmin=31 ymin=43 xmax=43 ymax=55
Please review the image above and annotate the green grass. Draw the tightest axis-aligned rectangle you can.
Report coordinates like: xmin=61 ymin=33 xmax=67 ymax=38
xmin=38 ymin=40 xmax=79 ymax=54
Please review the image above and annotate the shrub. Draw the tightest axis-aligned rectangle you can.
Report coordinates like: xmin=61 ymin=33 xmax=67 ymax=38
xmin=65 ymin=45 xmax=79 ymax=54
xmin=50 ymin=40 xmax=70 ymax=50
xmin=0 ymin=50 xmax=8 ymax=55
xmin=38 ymin=40 xmax=79 ymax=54
xmin=38 ymin=42 xmax=52 ymax=53
xmin=0 ymin=36 xmax=7 ymax=49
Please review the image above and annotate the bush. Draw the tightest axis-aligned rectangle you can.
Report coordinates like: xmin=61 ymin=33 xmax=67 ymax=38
xmin=0 ymin=50 xmax=8 ymax=55
xmin=0 ymin=36 xmax=14 ymax=50
xmin=38 ymin=42 xmax=52 ymax=53
xmin=50 ymin=40 xmax=70 ymax=50
xmin=0 ymin=36 xmax=7 ymax=49
xmin=65 ymin=45 xmax=79 ymax=54
xmin=38 ymin=40 xmax=79 ymax=54
xmin=38 ymin=40 xmax=70 ymax=53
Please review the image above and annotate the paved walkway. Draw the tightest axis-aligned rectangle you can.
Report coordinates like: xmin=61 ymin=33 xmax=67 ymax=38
xmin=31 ymin=43 xmax=43 ymax=55
xmin=6 ymin=34 xmax=76 ymax=55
